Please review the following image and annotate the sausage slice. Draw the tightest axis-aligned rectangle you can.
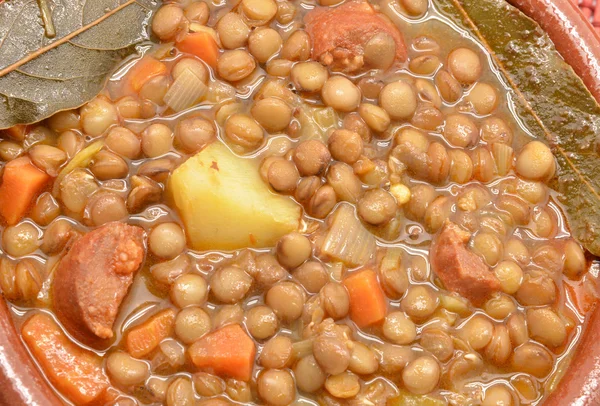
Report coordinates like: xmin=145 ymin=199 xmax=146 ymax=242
xmin=431 ymin=221 xmax=501 ymax=305
xmin=53 ymin=222 xmax=146 ymax=342
xmin=305 ymin=0 xmax=407 ymax=72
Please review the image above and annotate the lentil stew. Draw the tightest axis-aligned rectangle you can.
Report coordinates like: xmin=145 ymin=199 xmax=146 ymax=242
xmin=1 ymin=0 xmax=599 ymax=405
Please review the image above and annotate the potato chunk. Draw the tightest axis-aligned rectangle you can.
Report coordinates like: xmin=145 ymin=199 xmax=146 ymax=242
xmin=169 ymin=142 xmax=301 ymax=250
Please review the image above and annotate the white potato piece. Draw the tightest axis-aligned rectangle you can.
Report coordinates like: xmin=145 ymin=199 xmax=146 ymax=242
xmin=169 ymin=141 xmax=301 ymax=250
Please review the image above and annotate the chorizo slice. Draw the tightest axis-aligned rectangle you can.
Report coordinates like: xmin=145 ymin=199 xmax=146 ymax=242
xmin=431 ymin=221 xmax=501 ymax=306
xmin=305 ymin=0 xmax=407 ymax=72
xmin=52 ymin=222 xmax=146 ymax=342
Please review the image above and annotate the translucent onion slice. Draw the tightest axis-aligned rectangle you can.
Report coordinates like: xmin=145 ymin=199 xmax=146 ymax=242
xmin=52 ymin=139 xmax=104 ymax=196
xmin=163 ymin=68 xmax=207 ymax=112
xmin=492 ymin=143 xmax=514 ymax=176
xmin=157 ymin=339 xmax=186 ymax=367
xmin=380 ymin=248 xmax=402 ymax=274
xmin=321 ymin=203 xmax=377 ymax=267
xmin=292 ymin=339 xmax=314 ymax=359
xmin=296 ymin=105 xmax=338 ymax=140
xmin=313 ymin=106 xmax=338 ymax=131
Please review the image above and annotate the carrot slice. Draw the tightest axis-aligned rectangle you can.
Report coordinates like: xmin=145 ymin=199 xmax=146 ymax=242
xmin=125 ymin=308 xmax=176 ymax=358
xmin=176 ymin=32 xmax=219 ymax=68
xmin=343 ymin=269 xmax=388 ymax=328
xmin=124 ymin=56 xmax=168 ymax=93
xmin=189 ymin=324 xmax=256 ymax=381
xmin=0 ymin=156 xmax=51 ymax=225
xmin=22 ymin=313 xmax=109 ymax=406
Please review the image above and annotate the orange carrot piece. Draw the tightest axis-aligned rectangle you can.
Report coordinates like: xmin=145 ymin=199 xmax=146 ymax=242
xmin=22 ymin=313 xmax=109 ymax=406
xmin=343 ymin=269 xmax=388 ymax=328
xmin=0 ymin=157 xmax=50 ymax=225
xmin=125 ymin=308 xmax=176 ymax=358
xmin=124 ymin=56 xmax=168 ymax=93
xmin=1 ymin=124 xmax=27 ymax=141
xmin=189 ymin=324 xmax=256 ymax=381
xmin=176 ymin=32 xmax=219 ymax=68
xmin=565 ymin=278 xmax=600 ymax=316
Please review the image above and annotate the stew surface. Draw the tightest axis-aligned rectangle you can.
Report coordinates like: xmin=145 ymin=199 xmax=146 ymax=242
xmin=0 ymin=0 xmax=598 ymax=405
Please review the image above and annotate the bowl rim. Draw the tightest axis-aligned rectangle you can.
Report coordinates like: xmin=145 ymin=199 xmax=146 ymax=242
xmin=1 ymin=0 xmax=599 ymax=405
xmin=506 ymin=1 xmax=600 ymax=404
xmin=508 ymin=0 xmax=600 ymax=104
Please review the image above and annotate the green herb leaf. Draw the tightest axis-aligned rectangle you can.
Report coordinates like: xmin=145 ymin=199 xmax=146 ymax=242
xmin=434 ymin=0 xmax=600 ymax=256
xmin=0 ymin=0 xmax=157 ymax=129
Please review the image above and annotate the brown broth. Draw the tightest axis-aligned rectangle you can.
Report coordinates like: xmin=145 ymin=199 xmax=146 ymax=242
xmin=2 ymin=0 xmax=599 ymax=405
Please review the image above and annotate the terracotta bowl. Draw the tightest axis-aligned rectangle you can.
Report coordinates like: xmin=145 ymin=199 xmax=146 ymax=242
xmin=503 ymin=3 xmax=600 ymax=405
xmin=1 ymin=0 xmax=600 ymax=405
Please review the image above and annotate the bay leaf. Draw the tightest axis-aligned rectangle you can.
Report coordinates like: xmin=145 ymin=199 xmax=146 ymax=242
xmin=0 ymin=0 xmax=158 ymax=129
xmin=433 ymin=0 xmax=600 ymax=256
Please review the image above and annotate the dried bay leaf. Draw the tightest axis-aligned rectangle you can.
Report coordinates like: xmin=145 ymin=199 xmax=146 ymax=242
xmin=434 ymin=0 xmax=600 ymax=256
xmin=0 ymin=0 xmax=158 ymax=129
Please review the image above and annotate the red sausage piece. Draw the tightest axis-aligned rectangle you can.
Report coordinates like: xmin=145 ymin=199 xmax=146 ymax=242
xmin=305 ymin=0 xmax=408 ymax=72
xmin=53 ymin=222 xmax=146 ymax=342
xmin=431 ymin=221 xmax=501 ymax=306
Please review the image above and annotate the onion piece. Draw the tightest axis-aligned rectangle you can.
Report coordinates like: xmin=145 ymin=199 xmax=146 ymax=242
xmin=163 ymin=68 xmax=207 ymax=112
xmin=296 ymin=105 xmax=338 ymax=140
xmin=313 ymin=106 xmax=338 ymax=131
xmin=492 ymin=143 xmax=514 ymax=176
xmin=52 ymin=140 xmax=104 ymax=196
xmin=321 ymin=203 xmax=377 ymax=267
xmin=380 ymin=248 xmax=402 ymax=274
xmin=292 ymin=339 xmax=314 ymax=359
xmin=155 ymin=339 xmax=186 ymax=368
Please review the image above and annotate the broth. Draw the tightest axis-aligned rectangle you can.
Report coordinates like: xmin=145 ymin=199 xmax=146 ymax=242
xmin=0 ymin=0 xmax=598 ymax=405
